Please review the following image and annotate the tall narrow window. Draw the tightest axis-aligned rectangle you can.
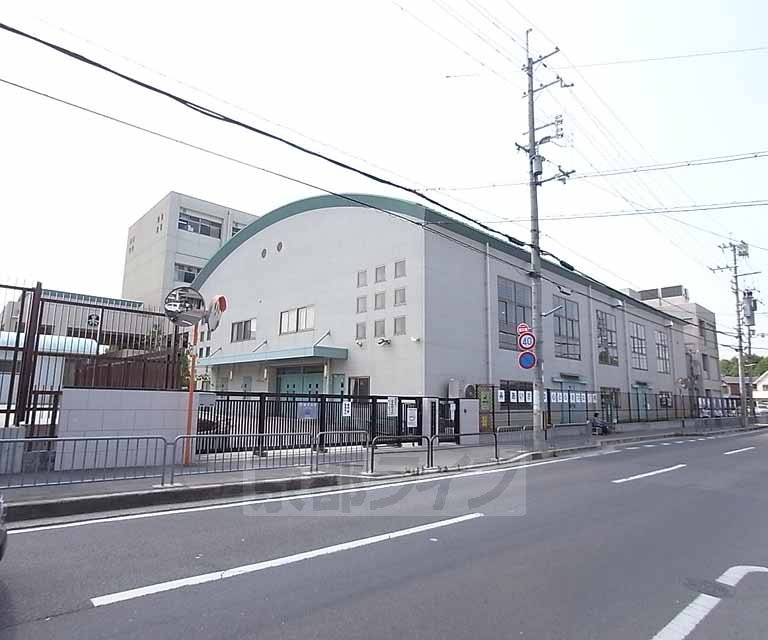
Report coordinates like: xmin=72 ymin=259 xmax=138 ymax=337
xmin=498 ymin=276 xmax=532 ymax=350
xmin=394 ymin=288 xmax=406 ymax=306
xmin=356 ymin=296 xmax=367 ymax=313
xmin=356 ymin=322 xmax=367 ymax=340
xmin=655 ymin=330 xmax=671 ymax=374
xmin=374 ymin=292 xmax=386 ymax=310
xmin=395 ymin=260 xmax=406 ymax=278
xmin=357 ymin=270 xmax=367 ymax=287
xmin=375 ymin=265 xmax=386 ymax=283
xmin=394 ymin=316 xmax=406 ymax=335
xmin=553 ymin=296 xmax=580 ymax=360
xmin=630 ymin=322 xmax=648 ymax=370
xmin=374 ymin=319 xmax=386 ymax=338
xmin=596 ymin=309 xmax=619 ymax=366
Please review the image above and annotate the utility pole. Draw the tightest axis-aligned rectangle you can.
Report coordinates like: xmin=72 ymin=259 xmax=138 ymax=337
xmin=522 ymin=30 xmax=573 ymax=451
xmin=711 ymin=241 xmax=757 ymax=425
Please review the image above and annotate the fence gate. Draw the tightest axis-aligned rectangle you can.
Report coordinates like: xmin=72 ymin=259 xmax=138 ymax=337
xmin=436 ymin=399 xmax=460 ymax=443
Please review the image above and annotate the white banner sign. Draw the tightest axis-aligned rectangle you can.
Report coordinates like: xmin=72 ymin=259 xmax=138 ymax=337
xmin=509 ymin=390 xmax=518 ymax=403
xmin=406 ymin=407 xmax=418 ymax=429
xmin=342 ymin=400 xmax=352 ymax=418
xmin=387 ymin=396 xmax=399 ymax=418
xmin=497 ymin=389 xmax=506 ymax=404
xmin=525 ymin=390 xmax=533 ymax=403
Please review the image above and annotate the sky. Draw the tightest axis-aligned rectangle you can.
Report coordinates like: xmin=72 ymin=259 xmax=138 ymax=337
xmin=1 ymin=0 xmax=767 ymax=357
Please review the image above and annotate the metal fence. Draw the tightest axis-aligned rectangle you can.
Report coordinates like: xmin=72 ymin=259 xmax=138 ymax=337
xmin=1 ymin=281 xmax=185 ymax=432
xmin=0 ymin=435 xmax=169 ymax=488
xmin=197 ymin=392 xmax=425 ymax=447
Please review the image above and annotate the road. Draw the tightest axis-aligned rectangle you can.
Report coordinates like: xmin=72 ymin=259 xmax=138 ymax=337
xmin=1 ymin=430 xmax=767 ymax=639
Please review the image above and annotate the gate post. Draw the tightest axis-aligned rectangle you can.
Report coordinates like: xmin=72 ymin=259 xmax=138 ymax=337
xmin=256 ymin=393 xmax=266 ymax=457
xmin=318 ymin=396 xmax=326 ymax=452
xmin=15 ymin=282 xmax=43 ymax=426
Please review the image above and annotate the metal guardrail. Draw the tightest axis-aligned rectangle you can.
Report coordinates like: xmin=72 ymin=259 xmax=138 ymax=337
xmin=0 ymin=435 xmax=168 ymax=488
xmin=311 ymin=430 xmax=369 ymax=472
xmin=430 ymin=432 xmax=499 ymax=464
xmin=168 ymin=432 xmax=313 ymax=484
xmin=369 ymin=435 xmax=432 ymax=473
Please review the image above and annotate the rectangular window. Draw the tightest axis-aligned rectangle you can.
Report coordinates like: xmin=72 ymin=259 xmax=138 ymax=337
xmin=356 ymin=296 xmax=367 ymax=314
xmin=374 ymin=292 xmax=386 ymax=310
xmin=231 ymin=222 xmax=246 ymax=236
xmin=280 ymin=309 xmax=297 ymax=334
xmin=600 ymin=387 xmax=622 ymax=409
xmin=655 ymin=330 xmax=671 ymax=374
xmin=375 ymin=265 xmax=386 ymax=283
xmin=596 ymin=310 xmax=619 ymax=366
xmin=498 ymin=276 xmax=532 ymax=350
xmin=231 ymin=318 xmax=256 ymax=342
xmin=356 ymin=322 xmax=367 ymax=340
xmin=297 ymin=306 xmax=315 ymax=331
xmin=174 ymin=263 xmax=201 ymax=284
xmin=199 ymin=348 xmax=204 ymax=358
xmin=395 ymin=260 xmax=406 ymax=278
xmin=394 ymin=316 xmax=406 ymax=335
xmin=374 ymin=319 xmax=386 ymax=338
xmin=178 ymin=208 xmax=222 ymax=239
xmin=205 ymin=346 xmax=211 ymax=357
xmin=349 ymin=376 xmax=370 ymax=396
xmin=357 ymin=270 xmax=367 ymax=288
xmin=630 ymin=322 xmax=648 ymax=370
xmin=394 ymin=287 xmax=406 ymax=306
xmin=702 ymin=354 xmax=710 ymax=379
xmin=553 ymin=296 xmax=581 ymax=360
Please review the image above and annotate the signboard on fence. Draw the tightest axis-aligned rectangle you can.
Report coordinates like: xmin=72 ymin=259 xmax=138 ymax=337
xmin=387 ymin=396 xmax=399 ymax=418
xmin=525 ymin=390 xmax=533 ymax=403
xmin=342 ymin=400 xmax=352 ymax=418
xmin=299 ymin=402 xmax=318 ymax=420
xmin=406 ymin=407 xmax=418 ymax=431
xmin=509 ymin=390 xmax=518 ymax=403
xmin=497 ymin=389 xmax=506 ymax=404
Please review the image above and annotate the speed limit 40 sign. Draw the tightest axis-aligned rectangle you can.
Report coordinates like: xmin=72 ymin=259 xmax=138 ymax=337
xmin=517 ymin=331 xmax=536 ymax=351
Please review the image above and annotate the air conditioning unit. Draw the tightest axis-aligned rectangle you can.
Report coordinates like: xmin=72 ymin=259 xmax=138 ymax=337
xmin=463 ymin=384 xmax=477 ymax=399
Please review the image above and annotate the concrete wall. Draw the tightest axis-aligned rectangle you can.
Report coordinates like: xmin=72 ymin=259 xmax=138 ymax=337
xmin=55 ymin=388 xmax=193 ymax=470
xmin=198 ymin=205 xmax=426 ymax=396
xmin=0 ymin=427 xmax=25 ymax=475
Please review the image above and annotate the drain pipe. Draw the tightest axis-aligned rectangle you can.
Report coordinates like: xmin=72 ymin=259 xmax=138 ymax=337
xmin=485 ymin=242 xmax=493 ymax=385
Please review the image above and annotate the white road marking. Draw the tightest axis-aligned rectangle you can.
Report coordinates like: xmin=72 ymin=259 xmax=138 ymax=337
xmin=696 ymin=438 xmax=707 ymax=441
xmin=625 ymin=446 xmax=641 ymax=450
xmin=10 ymin=457 xmax=572 ymax=535
xmin=687 ymin=439 xmax=698 ymax=442
xmin=90 ymin=513 xmax=484 ymax=607
xmin=612 ymin=464 xmax=686 ymax=484
xmin=643 ymin=444 xmax=657 ymax=448
xmin=660 ymin=443 xmax=672 ymax=446
xmin=723 ymin=446 xmax=756 ymax=456
xmin=651 ymin=565 xmax=768 ymax=639
xmin=675 ymin=441 xmax=686 ymax=444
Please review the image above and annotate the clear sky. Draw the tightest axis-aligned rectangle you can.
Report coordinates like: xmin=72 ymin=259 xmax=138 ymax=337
xmin=1 ymin=0 xmax=767 ymax=357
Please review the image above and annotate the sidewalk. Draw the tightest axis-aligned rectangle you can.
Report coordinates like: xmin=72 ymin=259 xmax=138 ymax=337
xmin=4 ymin=422 xmax=765 ymax=523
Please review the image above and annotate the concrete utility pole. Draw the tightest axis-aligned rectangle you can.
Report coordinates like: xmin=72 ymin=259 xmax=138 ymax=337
xmin=522 ymin=30 xmax=573 ymax=451
xmin=711 ymin=241 xmax=757 ymax=425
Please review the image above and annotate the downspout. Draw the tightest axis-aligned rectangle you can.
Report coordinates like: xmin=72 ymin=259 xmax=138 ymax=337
xmin=587 ymin=285 xmax=597 ymax=392
xmin=485 ymin=242 xmax=493 ymax=385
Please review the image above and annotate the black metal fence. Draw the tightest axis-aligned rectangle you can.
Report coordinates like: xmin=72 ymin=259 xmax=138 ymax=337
xmin=197 ymin=392 xmax=426 ymax=450
xmin=0 ymin=281 xmax=185 ymax=432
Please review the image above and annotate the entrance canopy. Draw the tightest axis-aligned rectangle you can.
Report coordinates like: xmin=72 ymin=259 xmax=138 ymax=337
xmin=198 ymin=345 xmax=347 ymax=368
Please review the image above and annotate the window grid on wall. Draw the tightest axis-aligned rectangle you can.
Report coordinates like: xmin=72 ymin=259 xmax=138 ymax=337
xmin=655 ymin=330 xmax=671 ymax=373
xmin=374 ymin=292 xmax=386 ymax=310
xmin=174 ymin=263 xmax=200 ymax=284
xmin=356 ymin=296 xmax=367 ymax=314
xmin=356 ymin=322 xmax=366 ymax=340
xmin=178 ymin=208 xmax=222 ymax=239
xmin=374 ymin=319 xmax=385 ymax=338
xmin=630 ymin=321 xmax=648 ymax=370
xmin=395 ymin=260 xmax=406 ymax=278
xmin=394 ymin=287 xmax=406 ymax=306
xmin=231 ymin=318 xmax=256 ymax=342
xmin=498 ymin=276 xmax=532 ymax=351
xmin=280 ymin=306 xmax=314 ymax=334
xmin=375 ymin=265 xmax=386 ymax=283
xmin=596 ymin=309 xmax=619 ymax=366
xmin=553 ymin=295 xmax=581 ymax=360
xmin=394 ymin=316 xmax=406 ymax=335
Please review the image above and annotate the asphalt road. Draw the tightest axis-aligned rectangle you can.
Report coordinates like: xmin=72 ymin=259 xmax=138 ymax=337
xmin=1 ymin=430 xmax=767 ymax=640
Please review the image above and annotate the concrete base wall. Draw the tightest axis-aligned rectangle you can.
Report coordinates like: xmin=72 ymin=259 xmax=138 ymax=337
xmin=0 ymin=427 xmax=25 ymax=474
xmin=55 ymin=389 xmax=196 ymax=471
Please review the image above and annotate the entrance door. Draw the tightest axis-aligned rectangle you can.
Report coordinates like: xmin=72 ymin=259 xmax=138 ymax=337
xmin=303 ymin=373 xmax=323 ymax=395
xmin=331 ymin=374 xmax=345 ymax=395
xmin=241 ymin=376 xmax=253 ymax=393
xmin=278 ymin=373 xmax=301 ymax=394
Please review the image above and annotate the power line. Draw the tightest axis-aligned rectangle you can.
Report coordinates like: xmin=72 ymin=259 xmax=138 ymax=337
xmin=0 ymin=74 xmax=734 ymax=345
xmin=0 ymin=20 xmax=529 ymax=249
xmin=558 ymin=45 xmax=768 ymax=69
xmin=424 ymin=149 xmax=768 ymax=190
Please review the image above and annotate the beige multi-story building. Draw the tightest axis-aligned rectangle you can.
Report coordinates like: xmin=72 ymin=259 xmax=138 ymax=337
xmin=122 ymin=192 xmax=257 ymax=308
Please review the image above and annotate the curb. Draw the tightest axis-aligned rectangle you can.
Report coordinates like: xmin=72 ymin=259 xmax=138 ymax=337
xmin=5 ymin=473 xmax=345 ymax=523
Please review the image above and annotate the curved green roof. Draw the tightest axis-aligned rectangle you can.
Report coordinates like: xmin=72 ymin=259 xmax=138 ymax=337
xmin=190 ymin=192 xmax=680 ymax=324
xmin=192 ymin=192 xmax=505 ymax=288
